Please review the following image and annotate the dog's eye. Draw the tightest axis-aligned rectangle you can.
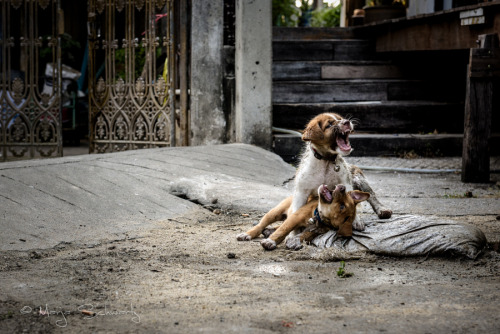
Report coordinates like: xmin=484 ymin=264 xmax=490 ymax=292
xmin=325 ymin=123 xmax=333 ymax=129
xmin=340 ymin=204 xmax=345 ymax=210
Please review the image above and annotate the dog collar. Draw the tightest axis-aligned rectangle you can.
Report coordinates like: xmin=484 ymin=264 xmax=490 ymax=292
xmin=310 ymin=208 xmax=351 ymax=230
xmin=311 ymin=147 xmax=340 ymax=172
xmin=314 ymin=208 xmax=322 ymax=224
xmin=309 ymin=208 xmax=328 ymax=227
xmin=311 ymin=147 xmax=338 ymax=163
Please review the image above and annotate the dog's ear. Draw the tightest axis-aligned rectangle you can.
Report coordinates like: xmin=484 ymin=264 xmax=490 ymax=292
xmin=302 ymin=120 xmax=324 ymax=142
xmin=349 ymin=191 xmax=370 ymax=204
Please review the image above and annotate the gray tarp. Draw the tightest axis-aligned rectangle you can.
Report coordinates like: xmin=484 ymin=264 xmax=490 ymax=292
xmin=311 ymin=215 xmax=487 ymax=259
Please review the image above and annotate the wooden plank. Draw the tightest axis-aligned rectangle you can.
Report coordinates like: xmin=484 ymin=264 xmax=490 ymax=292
xmin=468 ymin=49 xmax=500 ymax=78
xmin=272 ymin=79 xmax=449 ymax=103
xmin=322 ymin=65 xmax=402 ymax=79
xmin=461 ymin=35 xmax=498 ymax=182
xmin=272 ymin=101 xmax=465 ymax=133
xmin=273 ymin=41 xmax=334 ymax=61
xmin=273 ymin=62 xmax=322 ymax=81
xmin=273 ymin=40 xmax=374 ymax=61
xmin=272 ymin=81 xmax=388 ymax=103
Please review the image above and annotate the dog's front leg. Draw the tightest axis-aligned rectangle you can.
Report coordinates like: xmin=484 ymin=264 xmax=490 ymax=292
xmin=350 ymin=166 xmax=392 ymax=219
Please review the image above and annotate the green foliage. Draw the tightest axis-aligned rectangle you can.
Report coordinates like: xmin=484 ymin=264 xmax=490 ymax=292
xmin=273 ymin=0 xmax=300 ymax=27
xmin=310 ymin=3 xmax=341 ymax=27
xmin=337 ymin=261 xmax=353 ymax=278
xmin=40 ymin=33 xmax=81 ymax=68
xmin=273 ymin=0 xmax=341 ymax=27
xmin=115 ymin=47 xmax=162 ymax=81
xmin=0 ymin=310 xmax=14 ymax=320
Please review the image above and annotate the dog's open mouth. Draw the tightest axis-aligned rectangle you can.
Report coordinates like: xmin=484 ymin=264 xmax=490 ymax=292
xmin=336 ymin=130 xmax=352 ymax=153
xmin=320 ymin=184 xmax=346 ymax=203
xmin=319 ymin=185 xmax=333 ymax=203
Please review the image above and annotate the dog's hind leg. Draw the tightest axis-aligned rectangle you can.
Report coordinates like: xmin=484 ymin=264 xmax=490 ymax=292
xmin=350 ymin=165 xmax=392 ymax=219
xmin=236 ymin=197 xmax=291 ymax=241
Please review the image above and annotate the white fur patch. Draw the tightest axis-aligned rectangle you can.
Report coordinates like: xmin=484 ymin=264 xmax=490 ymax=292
xmin=291 ymin=145 xmax=352 ymax=214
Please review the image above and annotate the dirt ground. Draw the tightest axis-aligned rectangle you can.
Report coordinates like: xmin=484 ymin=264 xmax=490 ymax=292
xmin=1 ymin=204 xmax=499 ymax=334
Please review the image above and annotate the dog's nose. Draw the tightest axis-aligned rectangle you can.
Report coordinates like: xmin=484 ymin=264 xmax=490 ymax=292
xmin=337 ymin=185 xmax=345 ymax=192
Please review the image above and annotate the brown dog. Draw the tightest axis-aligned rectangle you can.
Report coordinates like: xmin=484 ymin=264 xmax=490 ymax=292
xmin=237 ymin=184 xmax=370 ymax=251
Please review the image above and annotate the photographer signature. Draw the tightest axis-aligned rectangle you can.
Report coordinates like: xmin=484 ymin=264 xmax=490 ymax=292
xmin=20 ymin=303 xmax=140 ymax=328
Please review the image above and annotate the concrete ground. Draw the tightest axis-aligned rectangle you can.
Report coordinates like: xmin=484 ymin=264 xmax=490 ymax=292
xmin=0 ymin=144 xmax=499 ymax=333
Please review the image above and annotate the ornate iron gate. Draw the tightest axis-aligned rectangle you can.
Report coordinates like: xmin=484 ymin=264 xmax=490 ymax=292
xmin=0 ymin=0 xmax=62 ymax=161
xmin=88 ymin=0 xmax=182 ymax=153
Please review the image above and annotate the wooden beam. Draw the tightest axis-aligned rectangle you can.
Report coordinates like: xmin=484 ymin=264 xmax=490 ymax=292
xmin=462 ymin=34 xmax=499 ymax=183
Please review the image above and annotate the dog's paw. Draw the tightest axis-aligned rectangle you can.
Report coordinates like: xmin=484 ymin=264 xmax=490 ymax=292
xmin=377 ymin=208 xmax=392 ymax=219
xmin=262 ymin=228 xmax=276 ymax=238
xmin=260 ymin=238 xmax=277 ymax=251
xmin=352 ymin=218 xmax=365 ymax=231
xmin=285 ymin=236 xmax=303 ymax=251
xmin=236 ymin=233 xmax=251 ymax=241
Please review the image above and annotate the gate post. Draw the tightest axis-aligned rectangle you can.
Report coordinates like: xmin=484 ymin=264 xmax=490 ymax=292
xmin=462 ymin=34 xmax=499 ymax=183
xmin=235 ymin=0 xmax=272 ymax=149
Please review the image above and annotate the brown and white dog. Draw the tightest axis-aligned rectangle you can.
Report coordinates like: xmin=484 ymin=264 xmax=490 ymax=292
xmin=291 ymin=113 xmax=392 ymax=231
xmin=237 ymin=184 xmax=370 ymax=250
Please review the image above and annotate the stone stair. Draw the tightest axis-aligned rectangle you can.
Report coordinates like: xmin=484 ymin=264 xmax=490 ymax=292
xmin=271 ymin=28 xmax=474 ymax=163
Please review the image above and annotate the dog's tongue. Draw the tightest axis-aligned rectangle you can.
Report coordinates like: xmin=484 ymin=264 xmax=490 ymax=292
xmin=320 ymin=185 xmax=333 ymax=203
xmin=336 ymin=136 xmax=351 ymax=152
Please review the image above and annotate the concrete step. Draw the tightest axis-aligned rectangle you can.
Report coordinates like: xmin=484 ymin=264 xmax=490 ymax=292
xmin=273 ymin=60 xmax=395 ymax=81
xmin=273 ymin=133 xmax=500 ymax=163
xmin=272 ymin=101 xmax=465 ymax=133
xmin=273 ymin=39 xmax=375 ymax=61
xmin=273 ymin=79 xmax=459 ymax=103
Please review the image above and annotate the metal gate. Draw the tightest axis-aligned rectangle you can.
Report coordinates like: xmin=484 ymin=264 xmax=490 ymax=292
xmin=88 ymin=0 xmax=186 ymax=153
xmin=0 ymin=0 xmax=62 ymax=161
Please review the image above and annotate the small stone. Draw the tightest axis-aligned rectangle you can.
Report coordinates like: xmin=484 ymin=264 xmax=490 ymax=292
xmin=213 ymin=209 xmax=221 ymax=215
xmin=30 ymin=251 xmax=42 ymax=259
xmin=227 ymin=252 xmax=236 ymax=259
